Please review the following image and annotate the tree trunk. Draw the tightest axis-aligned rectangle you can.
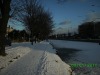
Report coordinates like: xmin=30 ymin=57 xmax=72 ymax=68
xmin=0 ymin=0 xmax=11 ymax=56
xmin=0 ymin=28 xmax=6 ymax=55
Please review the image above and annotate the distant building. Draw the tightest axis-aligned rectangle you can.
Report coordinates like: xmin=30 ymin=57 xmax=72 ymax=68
xmin=6 ymin=25 xmax=13 ymax=33
xmin=78 ymin=22 xmax=100 ymax=39
xmin=5 ymin=25 xmax=13 ymax=37
xmin=95 ymin=22 xmax=100 ymax=38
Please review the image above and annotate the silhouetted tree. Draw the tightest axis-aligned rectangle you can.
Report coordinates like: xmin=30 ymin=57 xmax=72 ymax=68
xmin=20 ymin=0 xmax=54 ymax=41
xmin=36 ymin=11 xmax=53 ymax=40
xmin=0 ymin=0 xmax=23 ymax=55
xmin=0 ymin=0 xmax=11 ymax=55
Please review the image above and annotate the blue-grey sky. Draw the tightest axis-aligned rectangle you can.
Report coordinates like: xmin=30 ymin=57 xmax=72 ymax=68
xmin=9 ymin=0 xmax=100 ymax=34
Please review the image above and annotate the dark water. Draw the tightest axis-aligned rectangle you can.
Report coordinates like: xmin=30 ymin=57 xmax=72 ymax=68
xmin=56 ymin=48 xmax=81 ymax=63
xmin=51 ymin=41 xmax=100 ymax=74
xmin=56 ymin=47 xmax=100 ymax=65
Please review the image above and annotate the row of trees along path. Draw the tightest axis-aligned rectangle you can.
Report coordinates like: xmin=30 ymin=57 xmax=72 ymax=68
xmin=0 ymin=0 xmax=54 ymax=56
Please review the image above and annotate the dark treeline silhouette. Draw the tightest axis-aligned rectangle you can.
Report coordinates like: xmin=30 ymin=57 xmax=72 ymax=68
xmin=8 ymin=29 xmax=29 ymax=42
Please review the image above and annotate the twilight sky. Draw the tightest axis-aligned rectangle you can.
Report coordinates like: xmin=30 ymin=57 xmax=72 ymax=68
xmin=9 ymin=0 xmax=100 ymax=34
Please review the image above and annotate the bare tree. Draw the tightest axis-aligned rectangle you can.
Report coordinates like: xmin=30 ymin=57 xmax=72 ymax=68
xmin=36 ymin=11 xmax=54 ymax=39
xmin=19 ymin=0 xmax=54 ymax=40
xmin=0 ymin=0 xmax=11 ymax=55
xmin=0 ymin=0 xmax=22 ymax=55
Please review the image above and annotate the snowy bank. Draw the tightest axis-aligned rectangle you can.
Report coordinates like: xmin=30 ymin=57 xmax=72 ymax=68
xmin=0 ymin=46 xmax=31 ymax=71
xmin=40 ymin=51 xmax=74 ymax=75
xmin=49 ymin=40 xmax=100 ymax=75
xmin=0 ymin=42 xmax=74 ymax=75
xmin=33 ymin=41 xmax=75 ymax=75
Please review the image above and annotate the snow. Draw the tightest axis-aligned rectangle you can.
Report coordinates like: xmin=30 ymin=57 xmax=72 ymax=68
xmin=40 ymin=51 xmax=73 ymax=75
xmin=49 ymin=40 xmax=100 ymax=75
xmin=0 ymin=41 xmax=74 ymax=75
xmin=49 ymin=40 xmax=100 ymax=51
xmin=49 ymin=40 xmax=100 ymax=63
xmin=0 ymin=46 xmax=31 ymax=71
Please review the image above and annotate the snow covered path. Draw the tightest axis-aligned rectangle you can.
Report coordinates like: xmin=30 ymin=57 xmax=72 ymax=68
xmin=0 ymin=41 xmax=73 ymax=75
xmin=0 ymin=50 xmax=44 ymax=75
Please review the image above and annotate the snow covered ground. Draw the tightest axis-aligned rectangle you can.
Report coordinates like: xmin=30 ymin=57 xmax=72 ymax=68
xmin=49 ymin=40 xmax=100 ymax=75
xmin=0 ymin=41 xmax=74 ymax=75
xmin=0 ymin=46 xmax=31 ymax=71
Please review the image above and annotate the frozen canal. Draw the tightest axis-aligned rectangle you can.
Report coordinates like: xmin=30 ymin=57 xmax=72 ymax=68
xmin=50 ymin=40 xmax=100 ymax=64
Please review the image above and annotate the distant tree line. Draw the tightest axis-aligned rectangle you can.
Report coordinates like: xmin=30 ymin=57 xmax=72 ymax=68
xmin=8 ymin=29 xmax=29 ymax=42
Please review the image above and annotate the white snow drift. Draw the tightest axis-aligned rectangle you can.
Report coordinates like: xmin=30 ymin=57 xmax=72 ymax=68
xmin=0 ymin=41 xmax=74 ymax=75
